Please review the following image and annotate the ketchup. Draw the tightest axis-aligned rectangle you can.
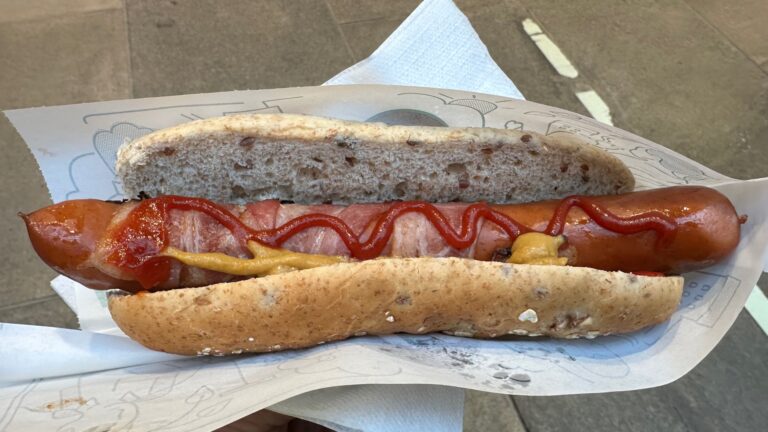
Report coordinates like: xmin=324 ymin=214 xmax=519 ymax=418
xmin=106 ymin=196 xmax=679 ymax=289
xmin=103 ymin=199 xmax=172 ymax=288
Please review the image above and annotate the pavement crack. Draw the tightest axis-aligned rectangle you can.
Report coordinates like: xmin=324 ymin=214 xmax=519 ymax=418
xmin=0 ymin=294 xmax=60 ymax=312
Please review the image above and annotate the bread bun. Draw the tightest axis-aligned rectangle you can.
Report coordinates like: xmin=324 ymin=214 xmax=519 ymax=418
xmin=117 ymin=114 xmax=634 ymax=204
xmin=108 ymin=258 xmax=681 ymax=356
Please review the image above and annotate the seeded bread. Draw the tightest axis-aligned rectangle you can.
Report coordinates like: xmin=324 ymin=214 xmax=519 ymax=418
xmin=116 ymin=114 xmax=634 ymax=204
xmin=108 ymin=258 xmax=682 ymax=356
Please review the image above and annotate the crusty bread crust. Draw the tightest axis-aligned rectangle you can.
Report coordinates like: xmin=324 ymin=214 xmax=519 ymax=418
xmin=108 ymin=258 xmax=682 ymax=356
xmin=116 ymin=114 xmax=634 ymax=204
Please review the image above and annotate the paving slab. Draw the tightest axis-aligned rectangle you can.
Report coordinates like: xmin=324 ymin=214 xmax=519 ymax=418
xmin=0 ymin=0 xmax=122 ymax=23
xmin=334 ymin=14 xmax=402 ymax=61
xmin=519 ymin=0 xmax=768 ymax=180
xmin=0 ymin=3 xmax=130 ymax=109
xmin=325 ymin=0 xmax=419 ymax=23
xmin=126 ymin=0 xmax=354 ymax=97
xmin=513 ymin=310 xmax=768 ymax=431
xmin=0 ymin=117 xmax=58 ymax=307
xmin=686 ymin=0 xmax=768 ymax=72
xmin=464 ymin=390 xmax=526 ymax=432
xmin=327 ymin=0 xmax=500 ymax=23
xmin=460 ymin=1 xmax=587 ymax=114
xmin=0 ymin=295 xmax=78 ymax=329
xmin=0 ymin=3 xmax=131 ymax=308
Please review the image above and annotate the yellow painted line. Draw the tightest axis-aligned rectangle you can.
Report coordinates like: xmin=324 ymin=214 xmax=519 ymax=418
xmin=522 ymin=19 xmax=579 ymax=79
xmin=575 ymin=90 xmax=614 ymax=125
xmin=746 ymin=286 xmax=768 ymax=336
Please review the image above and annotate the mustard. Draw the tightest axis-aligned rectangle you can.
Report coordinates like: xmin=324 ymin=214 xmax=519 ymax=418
xmin=162 ymin=232 xmax=567 ymax=276
xmin=508 ymin=232 xmax=568 ymax=266
xmin=161 ymin=241 xmax=348 ymax=276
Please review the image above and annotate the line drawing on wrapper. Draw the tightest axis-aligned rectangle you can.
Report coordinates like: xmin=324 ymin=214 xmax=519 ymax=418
xmin=392 ymin=91 xmax=726 ymax=189
xmin=65 ymin=96 xmax=310 ymax=201
xmin=504 ymin=119 xmax=524 ymax=130
xmin=113 ymin=362 xmax=233 ymax=431
xmin=626 ymin=146 xmax=724 ymax=185
xmin=66 ymin=122 xmax=154 ymax=200
xmin=13 ymin=373 xmax=140 ymax=432
xmin=618 ymin=271 xmax=742 ymax=349
xmin=397 ymin=92 xmax=507 ymax=126
xmin=0 ymin=380 xmax=40 ymax=431
xmin=81 ymin=102 xmax=246 ymax=124
xmin=678 ymin=271 xmax=741 ymax=328
xmin=1 ymin=343 xmax=410 ymax=431
xmin=515 ymin=109 xmax=727 ymax=187
xmin=525 ymin=109 xmax=615 ymax=133
xmin=376 ymin=334 xmax=631 ymax=391
xmin=222 ymin=96 xmax=304 ymax=115
xmin=65 ymin=152 xmax=97 ymax=200
xmin=93 ymin=123 xmax=154 ymax=175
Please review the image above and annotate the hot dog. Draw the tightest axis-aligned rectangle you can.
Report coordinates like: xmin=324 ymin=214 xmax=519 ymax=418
xmin=19 ymin=114 xmax=743 ymax=355
xmin=21 ymin=186 xmax=741 ymax=355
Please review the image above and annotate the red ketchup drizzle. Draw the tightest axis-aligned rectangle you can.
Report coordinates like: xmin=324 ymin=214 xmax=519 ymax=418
xmin=103 ymin=199 xmax=172 ymax=289
xmin=107 ymin=196 xmax=678 ymax=289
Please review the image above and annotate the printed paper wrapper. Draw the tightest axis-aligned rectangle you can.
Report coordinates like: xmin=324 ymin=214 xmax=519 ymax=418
xmin=3 ymin=84 xmax=768 ymax=431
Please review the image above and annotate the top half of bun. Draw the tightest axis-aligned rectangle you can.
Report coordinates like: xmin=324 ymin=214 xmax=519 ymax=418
xmin=116 ymin=113 xmax=634 ymax=204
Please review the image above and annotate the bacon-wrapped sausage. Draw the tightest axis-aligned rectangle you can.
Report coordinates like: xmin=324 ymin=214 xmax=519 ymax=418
xmin=22 ymin=186 xmax=740 ymax=293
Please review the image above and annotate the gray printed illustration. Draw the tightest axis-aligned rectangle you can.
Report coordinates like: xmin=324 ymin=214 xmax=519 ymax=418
xmin=67 ymin=122 xmax=154 ymax=200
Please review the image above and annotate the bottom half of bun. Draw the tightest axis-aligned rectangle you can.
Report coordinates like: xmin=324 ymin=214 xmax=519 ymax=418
xmin=108 ymin=258 xmax=683 ymax=356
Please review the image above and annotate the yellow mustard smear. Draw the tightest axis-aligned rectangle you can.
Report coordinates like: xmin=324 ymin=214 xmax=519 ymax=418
xmin=162 ymin=232 xmax=566 ymax=277
xmin=508 ymin=232 xmax=568 ymax=266
xmin=161 ymin=241 xmax=348 ymax=276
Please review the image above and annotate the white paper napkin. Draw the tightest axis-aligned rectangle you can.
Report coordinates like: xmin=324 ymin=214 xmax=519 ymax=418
xmin=325 ymin=0 xmax=524 ymax=100
xmin=271 ymin=385 xmax=465 ymax=432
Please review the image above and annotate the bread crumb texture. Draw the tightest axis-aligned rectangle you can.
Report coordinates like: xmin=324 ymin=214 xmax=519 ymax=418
xmin=117 ymin=114 xmax=634 ymax=204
